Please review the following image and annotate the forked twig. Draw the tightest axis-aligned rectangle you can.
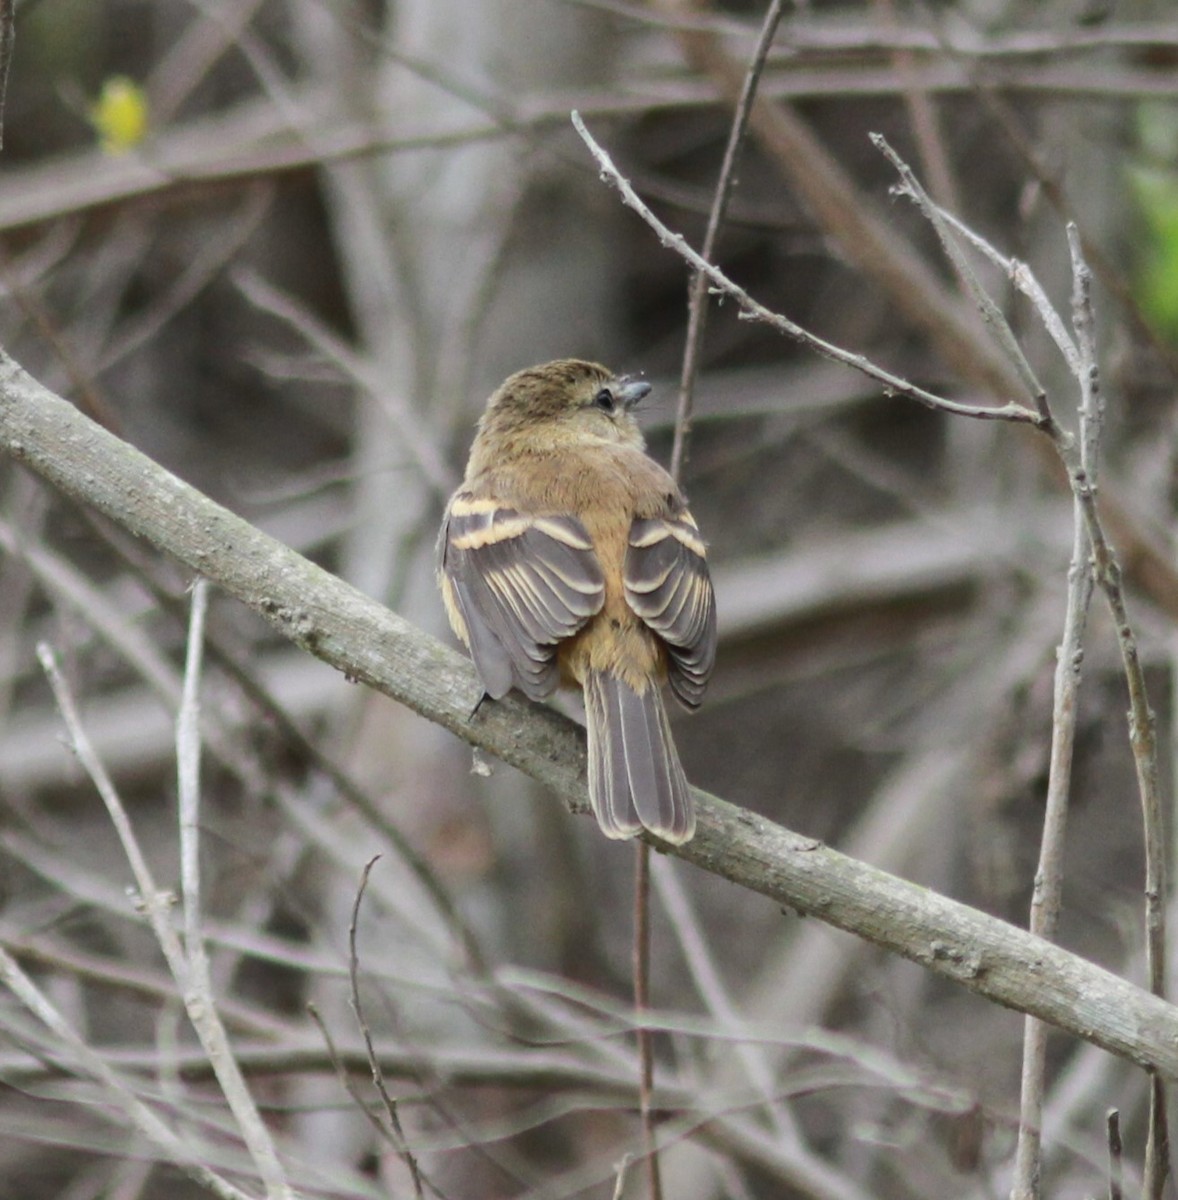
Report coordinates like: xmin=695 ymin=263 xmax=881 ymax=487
xmin=876 ymin=136 xmax=1170 ymax=1200
xmin=871 ymin=133 xmax=1049 ymax=420
xmin=571 ymin=112 xmax=1043 ymax=430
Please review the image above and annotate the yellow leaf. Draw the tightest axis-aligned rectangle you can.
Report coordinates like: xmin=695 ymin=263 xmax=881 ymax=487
xmin=89 ymin=76 xmax=148 ymax=155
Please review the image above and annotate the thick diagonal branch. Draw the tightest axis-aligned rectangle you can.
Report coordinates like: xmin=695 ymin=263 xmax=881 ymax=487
xmin=2 ymin=349 xmax=1178 ymax=1079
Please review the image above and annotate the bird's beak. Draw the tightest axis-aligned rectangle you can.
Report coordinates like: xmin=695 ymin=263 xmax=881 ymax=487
xmin=617 ymin=378 xmax=652 ymax=410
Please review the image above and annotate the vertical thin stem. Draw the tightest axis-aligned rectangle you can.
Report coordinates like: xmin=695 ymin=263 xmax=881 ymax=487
xmin=868 ymin=0 xmax=960 ymax=215
xmin=1064 ymin=224 xmax=1169 ymax=1198
xmin=178 ymin=578 xmax=209 ymax=963
xmin=639 ymin=8 xmax=784 ymax=1192
xmin=1008 ymin=231 xmax=1098 ymax=1200
xmin=1107 ymin=1108 xmax=1123 ymax=1200
xmin=175 ymin=584 xmax=294 ymax=1200
xmin=38 ymin=636 xmax=292 ymax=1199
xmin=633 ymin=840 xmax=662 ymax=1200
xmin=1009 ymin=502 xmax=1094 ymax=1200
xmin=349 ymin=856 xmax=426 ymax=1199
xmin=0 ymin=0 xmax=13 ymax=152
xmin=669 ymin=0 xmax=785 ymax=480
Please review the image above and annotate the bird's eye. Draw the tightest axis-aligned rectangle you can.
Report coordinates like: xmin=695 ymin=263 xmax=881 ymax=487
xmin=593 ymin=387 xmax=615 ymax=412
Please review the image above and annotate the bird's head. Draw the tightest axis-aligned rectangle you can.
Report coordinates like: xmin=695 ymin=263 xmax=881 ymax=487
xmin=477 ymin=359 xmax=651 ymax=452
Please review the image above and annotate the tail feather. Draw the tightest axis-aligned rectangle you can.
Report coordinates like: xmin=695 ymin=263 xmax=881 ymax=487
xmin=584 ymin=672 xmax=695 ymax=844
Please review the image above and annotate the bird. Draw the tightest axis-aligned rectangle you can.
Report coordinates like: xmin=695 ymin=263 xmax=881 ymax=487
xmin=437 ymin=358 xmax=716 ymax=844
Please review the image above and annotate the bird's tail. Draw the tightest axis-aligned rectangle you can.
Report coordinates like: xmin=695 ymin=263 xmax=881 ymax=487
xmin=583 ymin=670 xmax=695 ymax=844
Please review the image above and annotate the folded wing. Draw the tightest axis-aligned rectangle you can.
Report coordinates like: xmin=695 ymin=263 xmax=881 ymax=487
xmin=624 ymin=512 xmax=716 ymax=708
xmin=440 ymin=493 xmax=605 ymax=701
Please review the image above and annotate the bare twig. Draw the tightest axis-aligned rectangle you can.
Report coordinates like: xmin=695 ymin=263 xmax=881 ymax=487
xmin=869 ymin=129 xmax=1099 ymax=1200
xmin=1005 ymin=241 xmax=1096 ymax=1200
xmin=632 ymin=842 xmax=662 ymax=1200
xmin=34 ymin=643 xmax=293 ymax=1198
xmin=349 ymin=856 xmax=426 ymax=1199
xmin=647 ymin=8 xmax=785 ymax=1190
xmin=872 ymin=134 xmax=1171 ymax=1199
xmin=871 ymin=133 xmax=1048 ymax=415
xmin=0 ymin=0 xmax=13 ymax=152
xmin=874 ymin=134 xmax=1172 ymax=1196
xmin=669 ymin=0 xmax=784 ymax=479
xmin=1107 ymin=1108 xmax=1123 ymax=1200
xmin=1065 ymin=225 xmax=1170 ymax=1089
xmin=1059 ymin=216 xmax=1172 ymax=1197
xmin=869 ymin=0 xmax=960 ymax=213
xmin=178 ymin=579 xmax=210 ymax=965
xmin=928 ymin=206 xmax=1082 ymax=378
xmin=305 ymin=1002 xmax=411 ymax=1155
xmin=0 ymin=946 xmax=254 ymax=1200
xmin=174 ymin=583 xmax=295 ymax=1200
xmin=571 ymin=112 xmax=1042 ymax=429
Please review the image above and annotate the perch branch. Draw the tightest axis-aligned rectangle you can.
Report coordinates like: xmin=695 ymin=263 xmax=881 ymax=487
xmin=2 ymin=350 xmax=1178 ymax=1079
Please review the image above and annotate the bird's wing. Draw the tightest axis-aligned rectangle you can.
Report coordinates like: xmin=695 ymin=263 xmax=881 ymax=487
xmin=624 ymin=512 xmax=717 ymax=709
xmin=440 ymin=492 xmax=605 ymax=701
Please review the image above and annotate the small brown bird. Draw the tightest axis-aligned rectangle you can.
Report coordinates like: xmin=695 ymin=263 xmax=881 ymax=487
xmin=438 ymin=359 xmax=716 ymax=844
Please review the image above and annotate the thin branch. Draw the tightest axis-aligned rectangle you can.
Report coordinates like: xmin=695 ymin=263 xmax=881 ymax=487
xmin=0 ymin=946 xmax=254 ymax=1200
xmin=871 ymin=132 xmax=1047 ymax=413
xmin=1107 ymin=1108 xmax=1123 ymax=1200
xmin=305 ymin=1002 xmax=427 ymax=1167
xmin=651 ymin=8 xmax=785 ymax=1190
xmin=930 ymin=205 xmax=1082 ymax=378
xmin=877 ymin=125 xmax=1101 ymax=1200
xmin=867 ymin=138 xmax=1171 ymax=1199
xmin=868 ymin=0 xmax=961 ymax=213
xmin=632 ymin=841 xmax=663 ymax=1200
xmin=3 ymin=350 xmax=1178 ymax=1077
xmin=1062 ymin=223 xmax=1169 ymax=1045
xmin=36 ymin=641 xmax=294 ymax=1199
xmin=349 ymin=856 xmax=426 ymax=1200
xmin=669 ymin=0 xmax=784 ymax=479
xmin=1005 ymin=238 xmax=1097 ymax=1200
xmin=36 ymin=644 xmax=184 ymax=961
xmin=178 ymin=579 xmax=210 ymax=965
xmin=175 ymin=583 xmax=295 ymax=1200
xmin=1062 ymin=219 xmax=1170 ymax=1198
xmin=28 ymin=644 xmax=291 ymax=1195
xmin=570 ymin=111 xmax=1043 ymax=429
xmin=0 ymin=0 xmax=13 ymax=152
